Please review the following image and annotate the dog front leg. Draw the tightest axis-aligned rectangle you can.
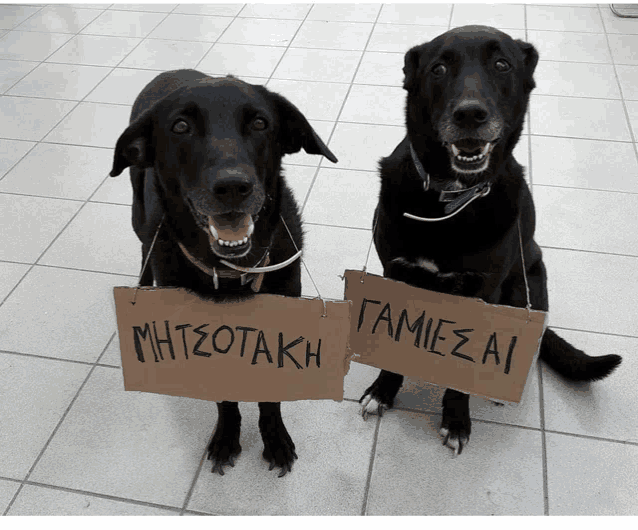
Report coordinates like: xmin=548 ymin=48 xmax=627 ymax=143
xmin=258 ymin=402 xmax=297 ymax=477
xmin=207 ymin=401 xmax=242 ymax=475
xmin=359 ymin=370 xmax=404 ymax=420
xmin=440 ymin=389 xmax=471 ymax=455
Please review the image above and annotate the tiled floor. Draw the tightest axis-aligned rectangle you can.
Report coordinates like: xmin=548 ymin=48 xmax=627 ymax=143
xmin=0 ymin=2 xmax=637 ymax=516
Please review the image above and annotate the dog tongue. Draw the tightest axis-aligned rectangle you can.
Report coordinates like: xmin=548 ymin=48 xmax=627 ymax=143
xmin=208 ymin=214 xmax=253 ymax=241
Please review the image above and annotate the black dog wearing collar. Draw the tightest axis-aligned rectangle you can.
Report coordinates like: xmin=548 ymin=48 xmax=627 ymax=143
xmin=359 ymin=26 xmax=621 ymax=454
xmin=110 ymin=69 xmax=337 ymax=476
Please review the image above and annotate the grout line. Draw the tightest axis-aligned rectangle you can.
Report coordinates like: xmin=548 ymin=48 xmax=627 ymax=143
xmin=597 ymin=4 xmax=638 ymax=172
xmin=537 ymin=354 xmax=550 ymax=515
xmin=2 ymin=331 xmax=115 ymax=516
xmin=360 ymin=414 xmax=383 ymax=516
xmin=4 ymin=480 xmax=183 ymax=515
xmin=299 ymin=4 xmax=385 ymax=215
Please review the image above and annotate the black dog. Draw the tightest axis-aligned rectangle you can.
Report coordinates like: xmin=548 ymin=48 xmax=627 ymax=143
xmin=110 ymin=69 xmax=337 ymax=476
xmin=359 ymin=26 xmax=621 ymax=454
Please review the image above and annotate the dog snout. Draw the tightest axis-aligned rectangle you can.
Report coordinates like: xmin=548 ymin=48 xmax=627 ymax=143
xmin=213 ymin=169 xmax=254 ymax=204
xmin=453 ymin=99 xmax=489 ymax=126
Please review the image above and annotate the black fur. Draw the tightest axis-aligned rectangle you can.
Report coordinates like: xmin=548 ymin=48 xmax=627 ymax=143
xmin=110 ymin=69 xmax=337 ymax=476
xmin=359 ymin=27 xmax=621 ymax=454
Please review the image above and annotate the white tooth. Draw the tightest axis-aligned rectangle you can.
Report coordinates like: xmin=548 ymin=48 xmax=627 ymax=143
xmin=242 ymin=236 xmax=248 ymax=244
xmin=481 ymin=142 xmax=491 ymax=155
xmin=209 ymin=224 xmax=218 ymax=239
xmin=451 ymin=144 xmax=460 ymax=156
xmin=247 ymin=219 xmax=254 ymax=238
xmin=231 ymin=241 xmax=238 ymax=247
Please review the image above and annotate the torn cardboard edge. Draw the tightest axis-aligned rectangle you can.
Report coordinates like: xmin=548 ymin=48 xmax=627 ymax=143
xmin=113 ymin=286 xmax=353 ymax=403
xmin=343 ymin=270 xmax=548 ymax=403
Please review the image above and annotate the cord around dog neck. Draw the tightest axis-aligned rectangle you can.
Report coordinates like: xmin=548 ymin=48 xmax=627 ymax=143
xmin=405 ymin=141 xmax=491 ymax=222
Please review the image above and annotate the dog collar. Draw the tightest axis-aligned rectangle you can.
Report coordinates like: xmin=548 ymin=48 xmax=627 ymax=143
xmin=177 ymin=240 xmax=272 ymax=292
xmin=407 ymin=141 xmax=491 ymax=222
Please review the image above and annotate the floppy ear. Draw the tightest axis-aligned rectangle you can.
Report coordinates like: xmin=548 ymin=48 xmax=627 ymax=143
xmin=109 ymin=109 xmax=156 ymax=177
xmin=264 ymin=89 xmax=338 ymax=163
xmin=403 ymin=42 xmax=428 ymax=93
xmin=516 ymin=40 xmax=539 ymax=93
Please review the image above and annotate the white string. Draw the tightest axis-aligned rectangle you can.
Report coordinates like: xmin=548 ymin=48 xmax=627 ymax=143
xmin=280 ymin=215 xmax=327 ymax=318
xmin=132 ymin=214 xmax=165 ymax=305
xmin=517 ymin=217 xmax=532 ymax=323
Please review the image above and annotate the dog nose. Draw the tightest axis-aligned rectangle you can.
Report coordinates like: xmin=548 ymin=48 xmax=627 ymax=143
xmin=453 ymin=100 xmax=489 ymax=126
xmin=213 ymin=170 xmax=254 ymax=203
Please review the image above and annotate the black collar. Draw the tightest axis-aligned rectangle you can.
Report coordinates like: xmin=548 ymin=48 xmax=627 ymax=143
xmin=408 ymin=141 xmax=491 ymax=217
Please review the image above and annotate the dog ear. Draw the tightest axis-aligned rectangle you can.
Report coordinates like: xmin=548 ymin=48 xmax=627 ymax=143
xmin=263 ymin=89 xmax=338 ymax=163
xmin=403 ymin=43 xmax=427 ymax=93
xmin=109 ymin=110 xmax=155 ymax=177
xmin=516 ymin=40 xmax=539 ymax=93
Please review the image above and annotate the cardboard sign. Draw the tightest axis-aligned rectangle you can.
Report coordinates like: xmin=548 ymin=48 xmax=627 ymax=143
xmin=343 ymin=270 xmax=547 ymax=403
xmin=113 ymin=287 xmax=352 ymax=402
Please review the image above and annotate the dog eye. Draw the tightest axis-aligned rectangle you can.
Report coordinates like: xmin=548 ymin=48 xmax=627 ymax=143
xmin=252 ymin=118 xmax=268 ymax=131
xmin=495 ymin=59 xmax=511 ymax=72
xmin=172 ymin=120 xmax=189 ymax=134
xmin=432 ymin=64 xmax=447 ymax=76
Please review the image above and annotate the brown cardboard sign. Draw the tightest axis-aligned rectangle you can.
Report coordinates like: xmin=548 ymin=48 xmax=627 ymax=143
xmin=113 ymin=287 xmax=352 ymax=402
xmin=343 ymin=270 xmax=548 ymax=403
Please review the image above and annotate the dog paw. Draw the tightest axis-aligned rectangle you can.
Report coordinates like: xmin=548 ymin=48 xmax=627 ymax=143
xmin=207 ymin=429 xmax=242 ymax=476
xmin=261 ymin=423 xmax=298 ymax=478
xmin=359 ymin=393 xmax=388 ymax=420
xmin=439 ymin=424 xmax=470 ymax=455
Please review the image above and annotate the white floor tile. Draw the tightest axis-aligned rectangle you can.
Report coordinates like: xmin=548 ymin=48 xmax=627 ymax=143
xmin=29 ymin=366 xmax=218 ymax=507
xmin=147 ymin=13 xmax=231 ymax=42
xmin=530 ymin=94 xmax=631 ymax=141
xmin=187 ymin=400 xmax=376 ymax=515
xmin=0 ymin=479 xmax=20 ymax=514
xmin=366 ymin=411 xmax=544 ymax=515
xmin=530 ymin=136 xmax=638 ymax=193
xmin=542 ymin=329 xmax=638 ymax=444
xmin=8 ymin=484 xmax=177 ymax=515
xmin=534 ymin=185 xmax=638 ymax=255
xmin=39 ymin=202 xmax=141 ymax=276
xmin=542 ymin=248 xmax=638 ymax=337
xmin=0 ymin=194 xmax=81 ymax=263
xmin=0 ymin=144 xmax=112 ymax=200
xmin=546 ymin=432 xmax=638 ymax=515
xmin=0 ymin=265 xmax=132 ymax=362
xmin=47 ymin=34 xmax=142 ymax=67
xmin=0 ymin=352 xmax=90 ymax=479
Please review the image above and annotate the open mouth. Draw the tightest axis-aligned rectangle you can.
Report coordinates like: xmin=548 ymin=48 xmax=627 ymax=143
xmin=207 ymin=212 xmax=254 ymax=258
xmin=446 ymin=139 xmax=497 ymax=174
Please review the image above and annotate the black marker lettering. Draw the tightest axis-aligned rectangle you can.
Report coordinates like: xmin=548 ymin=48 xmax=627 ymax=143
xmin=235 ymin=326 xmax=257 ymax=357
xmin=193 ymin=324 xmax=211 ymax=357
xmin=251 ymin=330 xmax=273 ymax=365
xmin=132 ymin=323 xmax=155 ymax=363
xmin=428 ymin=319 xmax=455 ymax=356
xmin=395 ymin=309 xmax=425 ymax=347
xmin=482 ymin=333 xmax=500 ymax=366
xmin=504 ymin=336 xmax=517 ymax=375
xmin=357 ymin=298 xmax=381 ymax=332
xmin=152 ymin=320 xmax=175 ymax=360
xmin=451 ymin=329 xmax=475 ymax=362
xmin=372 ymin=302 xmax=393 ymax=338
xmin=278 ymin=334 xmax=303 ymax=369
xmin=306 ymin=340 xmax=321 ymax=368
xmin=212 ymin=325 xmax=234 ymax=354
xmin=174 ymin=324 xmax=192 ymax=359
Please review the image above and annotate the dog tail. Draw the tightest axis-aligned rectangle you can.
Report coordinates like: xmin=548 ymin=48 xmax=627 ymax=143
xmin=539 ymin=328 xmax=622 ymax=382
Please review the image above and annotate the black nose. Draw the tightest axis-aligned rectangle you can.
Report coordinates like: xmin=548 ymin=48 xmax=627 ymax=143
xmin=213 ymin=170 xmax=254 ymax=204
xmin=453 ymin=100 xmax=489 ymax=126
